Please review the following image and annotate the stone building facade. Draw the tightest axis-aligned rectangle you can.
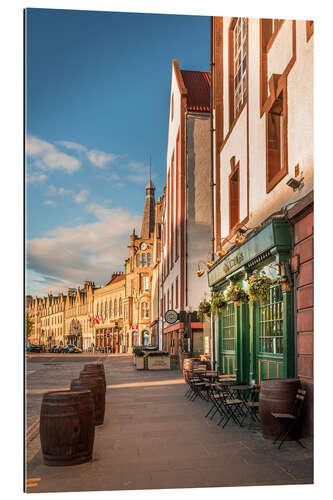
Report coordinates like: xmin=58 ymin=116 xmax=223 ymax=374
xmin=93 ymin=272 xmax=126 ymax=353
xmin=123 ymin=181 xmax=156 ymax=349
xmin=64 ymin=281 xmax=95 ymax=350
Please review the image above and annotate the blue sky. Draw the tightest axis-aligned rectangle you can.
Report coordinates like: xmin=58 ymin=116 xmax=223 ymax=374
xmin=26 ymin=8 xmax=210 ymax=295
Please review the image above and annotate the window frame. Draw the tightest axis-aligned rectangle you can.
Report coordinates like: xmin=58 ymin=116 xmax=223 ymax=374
xmin=229 ymin=158 xmax=240 ymax=233
xmin=228 ymin=17 xmax=248 ymax=129
xmin=265 ymin=81 xmax=288 ymax=193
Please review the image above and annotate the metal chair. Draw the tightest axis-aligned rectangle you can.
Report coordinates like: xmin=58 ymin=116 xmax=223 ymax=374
xmin=244 ymin=384 xmax=261 ymax=422
xmin=214 ymin=383 xmax=247 ymax=428
xmin=271 ymin=388 xmax=306 ymax=449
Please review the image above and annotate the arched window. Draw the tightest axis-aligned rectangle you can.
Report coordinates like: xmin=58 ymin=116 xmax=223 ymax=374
xmin=119 ymin=298 xmax=122 ymax=315
xmin=141 ymin=302 xmax=149 ymax=319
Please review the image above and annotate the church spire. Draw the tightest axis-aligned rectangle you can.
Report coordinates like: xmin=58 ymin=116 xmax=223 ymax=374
xmin=140 ymin=157 xmax=155 ymax=239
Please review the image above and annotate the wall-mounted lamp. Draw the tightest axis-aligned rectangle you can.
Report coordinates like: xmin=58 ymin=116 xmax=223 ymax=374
xmin=197 ymin=265 xmax=205 ymax=277
xmin=235 ymin=230 xmax=246 ymax=247
xmin=196 ymin=261 xmax=209 ymax=277
xmin=286 ymin=176 xmax=304 ymax=192
xmin=216 ymin=248 xmax=228 ymax=258
xmin=206 ymin=260 xmax=215 ymax=270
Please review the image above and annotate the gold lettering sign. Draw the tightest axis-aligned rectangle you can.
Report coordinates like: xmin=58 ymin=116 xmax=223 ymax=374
xmin=222 ymin=253 xmax=244 ymax=274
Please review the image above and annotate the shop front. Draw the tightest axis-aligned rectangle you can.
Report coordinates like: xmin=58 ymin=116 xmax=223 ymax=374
xmin=67 ymin=319 xmax=82 ymax=348
xmin=208 ymin=218 xmax=294 ymax=385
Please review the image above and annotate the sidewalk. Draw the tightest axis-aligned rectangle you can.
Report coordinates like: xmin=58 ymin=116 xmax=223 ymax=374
xmin=26 ymin=355 xmax=313 ymax=493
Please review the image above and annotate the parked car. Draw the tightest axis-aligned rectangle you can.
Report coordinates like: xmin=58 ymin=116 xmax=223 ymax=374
xmin=51 ymin=345 xmax=63 ymax=353
xmin=62 ymin=344 xmax=82 ymax=353
xmin=29 ymin=344 xmax=42 ymax=353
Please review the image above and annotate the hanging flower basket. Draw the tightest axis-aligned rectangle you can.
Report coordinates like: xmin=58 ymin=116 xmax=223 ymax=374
xmin=245 ymin=269 xmax=274 ymax=303
xmin=210 ymin=292 xmax=227 ymax=318
xmin=225 ymin=284 xmax=248 ymax=306
xmin=198 ymin=300 xmax=211 ymax=322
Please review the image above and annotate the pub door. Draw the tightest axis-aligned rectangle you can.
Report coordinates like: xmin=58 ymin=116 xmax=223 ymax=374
xmin=218 ymin=303 xmax=236 ymax=376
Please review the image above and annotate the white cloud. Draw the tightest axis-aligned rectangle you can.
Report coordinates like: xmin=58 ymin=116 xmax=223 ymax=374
xmin=74 ymin=189 xmax=89 ymax=204
xmin=27 ymin=173 xmax=48 ymax=184
xmin=56 ymin=141 xmax=87 ymax=152
xmin=48 ymin=185 xmax=73 ymax=197
xmin=43 ymin=200 xmax=58 ymax=207
xmin=26 ymin=136 xmax=81 ymax=173
xmin=27 ymin=204 xmax=142 ymax=294
xmin=87 ymin=149 xmax=118 ymax=168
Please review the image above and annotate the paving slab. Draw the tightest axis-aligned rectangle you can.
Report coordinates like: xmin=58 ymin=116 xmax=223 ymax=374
xmin=26 ymin=354 xmax=313 ymax=493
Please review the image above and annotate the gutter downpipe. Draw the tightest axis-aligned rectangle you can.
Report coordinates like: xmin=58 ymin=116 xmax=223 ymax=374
xmin=185 ymin=108 xmax=189 ymax=309
xmin=210 ymin=16 xmax=217 ymax=370
xmin=284 ymin=207 xmax=298 ymax=379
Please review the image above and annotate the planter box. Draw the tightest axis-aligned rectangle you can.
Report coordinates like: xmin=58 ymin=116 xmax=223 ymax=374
xmin=147 ymin=356 xmax=171 ymax=370
xmin=136 ymin=357 xmax=145 ymax=370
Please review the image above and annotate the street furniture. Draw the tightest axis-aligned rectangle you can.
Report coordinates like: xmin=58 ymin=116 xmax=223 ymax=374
xmin=271 ymin=389 xmax=306 ymax=449
xmin=40 ymin=390 xmax=95 ymax=466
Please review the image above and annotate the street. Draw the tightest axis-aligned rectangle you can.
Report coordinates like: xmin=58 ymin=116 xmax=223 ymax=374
xmin=26 ymin=354 xmax=313 ymax=493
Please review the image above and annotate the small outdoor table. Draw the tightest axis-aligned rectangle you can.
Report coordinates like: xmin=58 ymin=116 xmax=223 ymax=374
xmin=230 ymin=385 xmax=255 ymax=420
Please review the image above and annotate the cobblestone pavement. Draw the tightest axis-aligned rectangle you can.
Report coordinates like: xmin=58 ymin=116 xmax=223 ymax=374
xmin=26 ymin=354 xmax=313 ymax=493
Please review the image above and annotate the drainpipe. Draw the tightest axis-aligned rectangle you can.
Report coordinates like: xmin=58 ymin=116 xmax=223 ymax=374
xmin=185 ymin=109 xmax=189 ymax=308
xmin=285 ymin=209 xmax=298 ymax=379
xmin=210 ymin=15 xmax=217 ymax=369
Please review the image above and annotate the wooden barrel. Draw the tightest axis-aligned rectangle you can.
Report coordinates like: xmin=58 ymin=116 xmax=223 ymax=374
xmin=70 ymin=378 xmax=100 ymax=426
xmin=83 ymin=363 xmax=106 ymax=391
xmin=259 ymin=378 xmax=301 ymax=440
xmin=80 ymin=371 xmax=105 ymax=425
xmin=40 ymin=390 xmax=95 ymax=466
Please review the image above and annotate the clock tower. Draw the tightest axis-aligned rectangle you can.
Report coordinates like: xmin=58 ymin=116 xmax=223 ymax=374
xmin=123 ymin=181 xmax=157 ymax=350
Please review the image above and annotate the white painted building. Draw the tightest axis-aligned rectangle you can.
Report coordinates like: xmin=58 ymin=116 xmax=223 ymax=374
xmin=161 ymin=59 xmax=213 ymax=358
xmin=208 ymin=17 xmax=313 ymax=433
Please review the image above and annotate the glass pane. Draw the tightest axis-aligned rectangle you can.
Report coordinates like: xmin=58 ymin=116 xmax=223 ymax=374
xmin=258 ymin=284 xmax=284 ymax=354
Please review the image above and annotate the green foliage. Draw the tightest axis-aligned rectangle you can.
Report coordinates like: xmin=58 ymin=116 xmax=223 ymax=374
xmin=210 ymin=292 xmax=227 ymax=318
xmin=245 ymin=270 xmax=274 ymax=303
xmin=198 ymin=300 xmax=211 ymax=322
xmin=225 ymin=284 xmax=248 ymax=305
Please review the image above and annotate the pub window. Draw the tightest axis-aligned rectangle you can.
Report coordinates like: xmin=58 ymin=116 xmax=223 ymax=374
xmin=222 ymin=303 xmax=236 ymax=351
xmin=266 ymin=88 xmax=287 ymax=192
xmin=259 ymin=284 xmax=284 ymax=354
xmin=229 ymin=17 xmax=247 ymax=125
xmin=229 ymin=161 xmax=240 ymax=232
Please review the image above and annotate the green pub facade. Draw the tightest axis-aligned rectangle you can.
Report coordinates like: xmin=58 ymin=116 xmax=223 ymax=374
xmin=208 ymin=217 xmax=295 ymax=385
